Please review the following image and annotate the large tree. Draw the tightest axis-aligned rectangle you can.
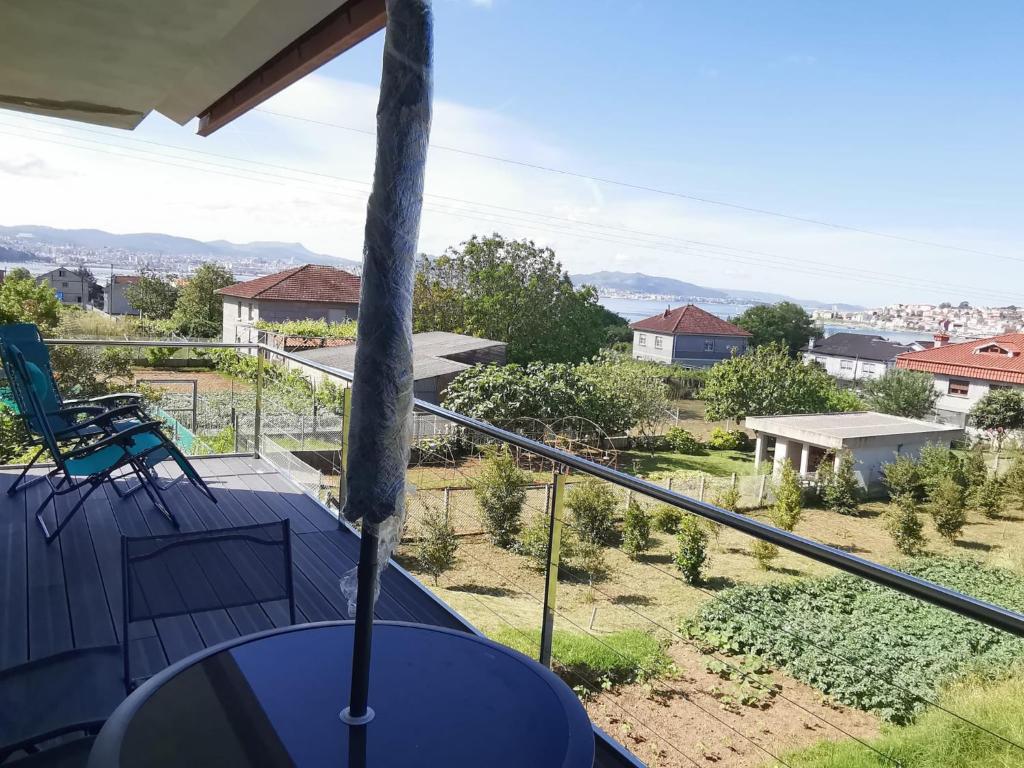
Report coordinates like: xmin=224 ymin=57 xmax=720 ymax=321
xmin=861 ymin=368 xmax=939 ymax=419
xmin=970 ymin=388 xmax=1024 ymax=441
xmin=703 ymin=343 xmax=856 ymax=421
xmin=171 ymin=263 xmax=235 ymax=337
xmin=123 ymin=272 xmax=179 ymax=319
xmin=413 ymin=234 xmax=607 ymax=363
xmin=733 ymin=301 xmax=819 ymax=356
xmin=0 ymin=269 xmax=62 ymax=332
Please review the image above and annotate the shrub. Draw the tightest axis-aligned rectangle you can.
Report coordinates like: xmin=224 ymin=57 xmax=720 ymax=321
xmin=930 ymin=476 xmax=968 ymax=542
xmin=751 ymin=540 xmax=779 ymax=570
xmin=494 ymin=628 xmax=673 ymax=689
xmin=254 ymin=318 xmax=358 ymax=339
xmin=712 ymin=484 xmax=741 ymax=513
xmin=621 ymin=500 xmax=651 ymax=559
xmin=566 ymin=478 xmax=618 ymax=546
xmin=572 ymin=540 xmax=608 ymax=585
xmin=820 ymin=451 xmax=860 ymax=516
xmin=674 ymin=514 xmax=709 ymax=584
xmin=416 ymin=504 xmax=459 ymax=585
xmin=882 ymin=454 xmax=923 ymax=500
xmin=706 ymin=427 xmax=750 ymax=451
xmin=1005 ymin=455 xmax=1024 ymax=509
xmin=144 ymin=346 xmax=177 ymax=366
xmin=884 ymin=493 xmax=926 ymax=555
xmin=918 ymin=443 xmax=966 ymax=498
xmin=652 ymin=504 xmax=683 ymax=534
xmin=665 ymin=427 xmax=703 ymax=455
xmin=518 ymin=513 xmax=577 ymax=573
xmin=962 ymin=445 xmax=990 ymax=490
xmin=688 ymin=556 xmax=1024 ymax=723
xmin=472 ymin=447 xmax=528 ymax=549
xmin=0 ymin=405 xmax=30 ymax=464
xmin=770 ymin=461 xmax=803 ymax=532
xmin=974 ymin=476 xmax=1005 ymax=520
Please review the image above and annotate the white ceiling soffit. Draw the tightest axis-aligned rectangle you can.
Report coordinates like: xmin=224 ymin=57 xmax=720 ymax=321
xmin=0 ymin=0 xmax=349 ymax=130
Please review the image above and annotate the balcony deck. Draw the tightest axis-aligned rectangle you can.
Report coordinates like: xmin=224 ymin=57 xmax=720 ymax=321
xmin=0 ymin=455 xmax=466 ymax=678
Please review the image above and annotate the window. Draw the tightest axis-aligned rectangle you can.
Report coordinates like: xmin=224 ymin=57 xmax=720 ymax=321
xmin=247 ymin=303 xmax=253 ymax=320
xmin=862 ymin=363 xmax=876 ymax=374
xmin=703 ymin=340 xmax=715 ymax=352
xmin=62 ymin=281 xmax=69 ymax=288
xmin=75 ymin=296 xmax=81 ymax=303
xmin=654 ymin=336 xmax=663 ymax=349
xmin=638 ymin=334 xmax=647 ymax=346
xmin=840 ymin=359 xmax=854 ymax=370
xmin=948 ymin=379 xmax=970 ymax=397
xmin=236 ymin=301 xmax=242 ymax=319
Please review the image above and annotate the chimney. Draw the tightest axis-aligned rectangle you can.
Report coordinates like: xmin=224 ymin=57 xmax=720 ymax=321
xmin=934 ymin=332 xmax=950 ymax=348
xmin=808 ymin=336 xmax=815 ymax=350
xmin=663 ymin=307 xmax=670 ymax=318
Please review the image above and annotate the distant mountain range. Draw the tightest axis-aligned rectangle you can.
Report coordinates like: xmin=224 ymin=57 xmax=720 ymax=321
xmin=0 ymin=225 xmax=360 ymax=269
xmin=570 ymin=271 xmax=863 ymax=311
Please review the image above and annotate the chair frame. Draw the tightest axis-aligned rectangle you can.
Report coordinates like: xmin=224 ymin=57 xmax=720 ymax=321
xmin=121 ymin=519 xmax=295 ymax=690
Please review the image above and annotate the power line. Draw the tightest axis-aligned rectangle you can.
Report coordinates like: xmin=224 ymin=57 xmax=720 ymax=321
xmin=254 ymin=107 xmax=1021 ymax=264
xmin=5 ymin=116 xmax=1022 ymax=304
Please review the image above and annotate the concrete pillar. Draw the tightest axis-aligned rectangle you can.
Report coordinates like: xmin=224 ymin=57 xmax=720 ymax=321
xmin=799 ymin=443 xmax=811 ymax=476
xmin=753 ymin=433 xmax=766 ymax=471
xmin=773 ymin=438 xmax=790 ymax=478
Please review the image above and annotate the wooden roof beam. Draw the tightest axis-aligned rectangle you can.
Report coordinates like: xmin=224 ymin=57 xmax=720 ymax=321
xmin=197 ymin=0 xmax=386 ymax=136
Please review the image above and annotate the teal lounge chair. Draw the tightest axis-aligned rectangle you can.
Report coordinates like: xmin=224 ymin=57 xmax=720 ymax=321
xmin=5 ymin=343 xmax=216 ymax=543
xmin=0 ymin=323 xmax=147 ymax=495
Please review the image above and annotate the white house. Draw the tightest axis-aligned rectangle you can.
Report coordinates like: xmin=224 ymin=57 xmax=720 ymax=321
xmin=897 ymin=332 xmax=1024 ymax=428
xmin=801 ymin=333 xmax=916 ymax=381
xmin=746 ymin=411 xmax=964 ymax=493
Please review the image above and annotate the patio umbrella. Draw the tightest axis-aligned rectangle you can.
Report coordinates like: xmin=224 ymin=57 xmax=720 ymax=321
xmin=339 ymin=0 xmax=433 ymax=726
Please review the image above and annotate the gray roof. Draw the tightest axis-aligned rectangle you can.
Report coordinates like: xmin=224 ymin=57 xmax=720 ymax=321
xmin=802 ymin=332 xmax=914 ymax=362
xmin=296 ymin=331 xmax=503 ymax=381
xmin=745 ymin=411 xmax=964 ymax=449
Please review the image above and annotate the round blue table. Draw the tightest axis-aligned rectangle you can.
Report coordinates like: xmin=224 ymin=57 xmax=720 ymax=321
xmin=88 ymin=621 xmax=595 ymax=767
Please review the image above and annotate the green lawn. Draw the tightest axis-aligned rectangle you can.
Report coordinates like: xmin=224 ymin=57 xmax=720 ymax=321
xmin=622 ymin=448 xmax=758 ymax=478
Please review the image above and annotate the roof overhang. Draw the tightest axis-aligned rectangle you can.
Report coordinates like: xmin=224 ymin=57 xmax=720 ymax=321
xmin=0 ymin=0 xmax=385 ymax=134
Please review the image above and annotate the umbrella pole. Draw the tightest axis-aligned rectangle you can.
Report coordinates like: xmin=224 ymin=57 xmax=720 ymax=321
xmin=340 ymin=0 xmax=433 ymax=729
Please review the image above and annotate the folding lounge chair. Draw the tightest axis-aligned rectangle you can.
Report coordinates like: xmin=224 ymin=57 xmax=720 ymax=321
xmin=0 ymin=323 xmax=148 ymax=496
xmin=5 ymin=344 xmax=216 ymax=543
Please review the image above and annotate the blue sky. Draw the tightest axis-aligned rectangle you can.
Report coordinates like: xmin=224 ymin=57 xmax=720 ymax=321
xmin=1 ymin=1 xmax=1022 ymax=307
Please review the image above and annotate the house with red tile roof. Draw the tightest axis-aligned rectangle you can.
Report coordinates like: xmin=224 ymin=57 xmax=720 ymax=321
xmin=215 ymin=264 xmax=361 ymax=344
xmin=629 ymin=304 xmax=752 ymax=368
xmin=896 ymin=332 xmax=1024 ymax=427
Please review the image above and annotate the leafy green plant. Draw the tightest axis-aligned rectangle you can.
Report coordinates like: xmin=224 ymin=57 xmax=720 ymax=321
xmin=416 ymin=502 xmax=459 ymax=585
xmin=1005 ymin=455 xmax=1024 ymax=509
xmin=688 ymin=556 xmax=1024 ymax=723
xmin=706 ymin=427 xmax=750 ymax=451
xmin=472 ymin=447 xmax=528 ymax=549
xmin=144 ymin=346 xmax=177 ymax=366
xmin=254 ymin=318 xmax=358 ymax=339
xmin=621 ymin=500 xmax=651 ymax=559
xmin=884 ymin=493 xmax=926 ymax=555
xmin=665 ymin=427 xmax=703 ymax=455
xmin=712 ymin=484 xmax=741 ymax=513
xmin=930 ymin=476 xmax=968 ymax=541
xmin=0 ymin=405 xmax=30 ymax=464
xmin=820 ymin=451 xmax=860 ymax=516
xmin=566 ymin=478 xmax=618 ymax=546
xmin=652 ymin=504 xmax=683 ymax=534
xmin=962 ymin=444 xmax=989 ymax=490
xmin=861 ymin=368 xmax=939 ymax=419
xmin=974 ymin=475 xmax=1005 ymax=520
xmin=751 ymin=540 xmax=779 ymax=570
xmin=494 ymin=628 xmax=673 ymax=690
xmin=882 ymin=454 xmax=923 ymax=500
xmin=918 ymin=443 xmax=966 ymax=498
xmin=674 ymin=514 xmax=709 ymax=584
xmin=753 ymin=461 xmax=803 ymax=570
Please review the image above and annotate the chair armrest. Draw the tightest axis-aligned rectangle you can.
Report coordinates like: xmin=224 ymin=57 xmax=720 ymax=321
xmin=53 ymin=404 xmax=146 ymax=437
xmin=49 ymin=405 xmax=105 ymax=418
xmin=86 ymin=392 xmax=145 ymax=405
xmin=65 ymin=420 xmax=164 ymax=459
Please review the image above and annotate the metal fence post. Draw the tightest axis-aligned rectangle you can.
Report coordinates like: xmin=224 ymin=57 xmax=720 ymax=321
xmin=698 ymin=475 xmax=705 ymax=502
xmin=731 ymin=472 xmax=737 ymax=490
xmin=539 ymin=470 xmax=566 ymax=668
xmin=337 ymin=385 xmax=353 ymax=515
xmin=757 ymin=475 xmax=767 ymax=506
xmin=443 ymin=487 xmax=451 ymax=526
xmin=253 ymin=345 xmax=263 ymax=458
xmin=231 ymin=408 xmax=239 ymax=453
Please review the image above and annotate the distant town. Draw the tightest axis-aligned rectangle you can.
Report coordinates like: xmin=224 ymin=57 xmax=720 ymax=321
xmin=813 ymin=303 xmax=1022 ymax=338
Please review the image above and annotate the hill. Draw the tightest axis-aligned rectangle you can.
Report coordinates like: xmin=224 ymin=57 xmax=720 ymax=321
xmin=0 ymin=225 xmax=360 ymax=269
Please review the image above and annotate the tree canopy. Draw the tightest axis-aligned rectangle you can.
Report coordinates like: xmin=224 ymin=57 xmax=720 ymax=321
xmin=861 ymin=368 xmax=939 ymax=419
xmin=123 ymin=272 xmax=179 ymax=319
xmin=171 ymin=263 xmax=235 ymax=337
xmin=970 ymin=388 xmax=1024 ymax=436
xmin=732 ymin=301 xmax=819 ymax=356
xmin=413 ymin=234 xmax=608 ymax=363
xmin=0 ymin=269 xmax=62 ymax=332
xmin=703 ymin=343 xmax=859 ymax=421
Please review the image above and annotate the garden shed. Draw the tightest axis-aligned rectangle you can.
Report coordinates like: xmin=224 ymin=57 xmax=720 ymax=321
xmin=746 ymin=411 xmax=965 ymax=492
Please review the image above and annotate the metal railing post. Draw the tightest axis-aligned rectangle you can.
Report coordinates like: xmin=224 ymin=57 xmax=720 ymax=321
xmin=338 ymin=385 xmax=353 ymax=515
xmin=540 ymin=470 xmax=566 ymax=668
xmin=254 ymin=345 xmax=263 ymax=458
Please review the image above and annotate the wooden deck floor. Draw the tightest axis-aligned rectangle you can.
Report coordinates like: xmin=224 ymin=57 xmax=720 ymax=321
xmin=0 ymin=455 xmax=468 ymax=678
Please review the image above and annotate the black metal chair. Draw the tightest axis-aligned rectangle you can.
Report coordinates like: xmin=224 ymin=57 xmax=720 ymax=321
xmin=121 ymin=520 xmax=296 ymax=691
xmin=0 ymin=646 xmax=123 ymax=765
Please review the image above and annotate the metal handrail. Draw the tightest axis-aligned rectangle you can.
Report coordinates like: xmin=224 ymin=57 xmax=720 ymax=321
xmin=40 ymin=337 xmax=1024 ymax=638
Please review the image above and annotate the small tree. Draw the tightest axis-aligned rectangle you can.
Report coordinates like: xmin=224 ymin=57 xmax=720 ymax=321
xmin=961 ymin=445 xmax=989 ymax=491
xmin=123 ymin=272 xmax=180 ymax=319
xmin=821 ymin=451 xmax=860 ymax=516
xmin=884 ymin=493 xmax=926 ymax=555
xmin=861 ymin=369 xmax=939 ymax=419
xmin=652 ymin=504 xmax=683 ymax=534
xmin=472 ymin=447 xmax=528 ymax=549
xmin=621 ymin=500 xmax=652 ymax=559
xmin=712 ymin=484 xmax=741 ymax=513
xmin=975 ymin=475 xmax=1005 ymax=520
xmin=171 ymin=263 xmax=235 ymax=337
xmin=755 ymin=461 xmax=803 ymax=570
xmin=1005 ymin=455 xmax=1024 ymax=510
xmin=929 ymin=476 xmax=967 ymax=542
xmin=917 ymin=443 xmax=965 ymax=499
xmin=566 ymin=478 xmax=618 ymax=546
xmin=674 ymin=515 xmax=709 ymax=584
xmin=970 ymin=389 xmax=1024 ymax=448
xmin=0 ymin=270 xmax=62 ymax=332
xmin=882 ymin=454 xmax=923 ymax=500
xmin=416 ymin=504 xmax=458 ymax=585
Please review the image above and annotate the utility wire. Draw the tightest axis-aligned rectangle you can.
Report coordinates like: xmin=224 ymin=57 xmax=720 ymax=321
xmin=254 ymin=107 xmax=1021 ymax=265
